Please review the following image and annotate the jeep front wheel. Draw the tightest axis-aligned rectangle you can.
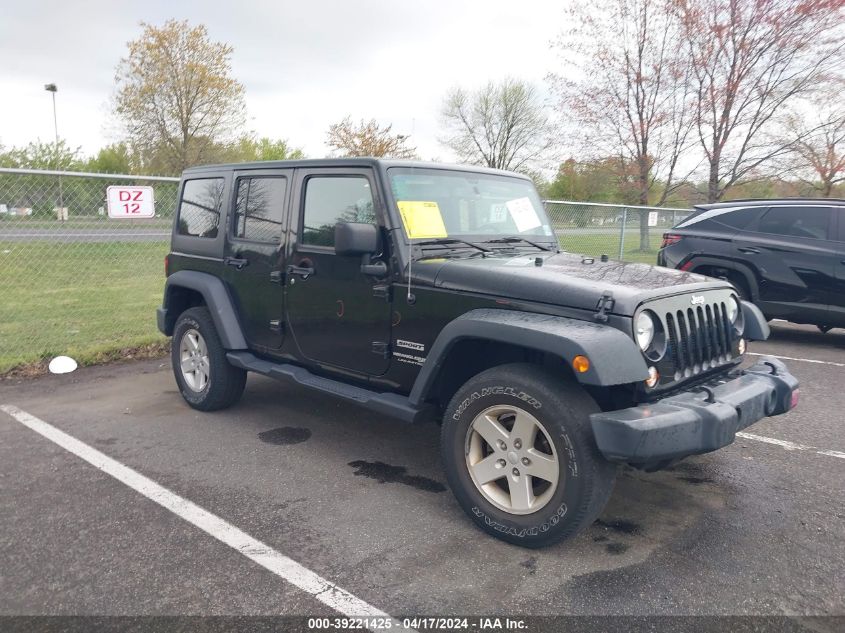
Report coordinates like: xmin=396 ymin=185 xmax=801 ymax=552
xmin=441 ymin=363 xmax=617 ymax=548
xmin=171 ymin=307 xmax=247 ymax=411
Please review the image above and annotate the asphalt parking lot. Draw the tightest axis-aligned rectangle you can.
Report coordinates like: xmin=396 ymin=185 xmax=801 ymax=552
xmin=1 ymin=321 xmax=843 ymax=626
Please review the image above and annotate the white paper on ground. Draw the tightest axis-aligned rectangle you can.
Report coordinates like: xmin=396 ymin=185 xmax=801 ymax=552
xmin=48 ymin=356 xmax=78 ymax=374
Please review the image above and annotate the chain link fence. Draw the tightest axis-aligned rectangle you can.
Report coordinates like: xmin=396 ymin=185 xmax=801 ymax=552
xmin=0 ymin=168 xmax=693 ymax=373
xmin=0 ymin=167 xmax=179 ymax=373
xmin=544 ymin=200 xmax=691 ymax=264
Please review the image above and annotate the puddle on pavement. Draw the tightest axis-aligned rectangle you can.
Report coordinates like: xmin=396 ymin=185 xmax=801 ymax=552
xmin=258 ymin=427 xmax=312 ymax=445
xmin=348 ymin=460 xmax=446 ymax=493
xmin=594 ymin=518 xmax=642 ymax=536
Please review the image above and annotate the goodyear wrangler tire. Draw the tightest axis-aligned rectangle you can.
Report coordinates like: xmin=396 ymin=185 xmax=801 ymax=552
xmin=441 ymin=363 xmax=617 ymax=548
xmin=172 ymin=307 xmax=247 ymax=411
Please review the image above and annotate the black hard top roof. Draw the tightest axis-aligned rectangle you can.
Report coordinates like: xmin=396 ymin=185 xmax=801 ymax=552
xmin=182 ymin=157 xmax=531 ymax=180
xmin=696 ymin=197 xmax=845 ymax=210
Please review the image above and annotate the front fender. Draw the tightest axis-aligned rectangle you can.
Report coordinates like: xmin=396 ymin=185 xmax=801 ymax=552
xmin=160 ymin=270 xmax=247 ymax=350
xmin=408 ymin=309 xmax=649 ymax=407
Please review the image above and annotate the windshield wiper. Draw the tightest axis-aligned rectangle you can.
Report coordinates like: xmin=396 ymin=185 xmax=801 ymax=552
xmin=414 ymin=238 xmax=492 ymax=253
xmin=482 ymin=236 xmax=555 ymax=252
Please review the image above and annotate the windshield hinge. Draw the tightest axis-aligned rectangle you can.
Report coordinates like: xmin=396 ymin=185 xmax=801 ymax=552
xmin=373 ymin=284 xmax=391 ymax=301
xmin=594 ymin=291 xmax=615 ymax=323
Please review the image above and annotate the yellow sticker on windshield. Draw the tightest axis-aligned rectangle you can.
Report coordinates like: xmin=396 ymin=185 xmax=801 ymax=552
xmin=397 ymin=201 xmax=448 ymax=239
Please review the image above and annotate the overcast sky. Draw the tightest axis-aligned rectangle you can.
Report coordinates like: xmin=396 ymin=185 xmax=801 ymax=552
xmin=0 ymin=0 xmax=566 ymax=163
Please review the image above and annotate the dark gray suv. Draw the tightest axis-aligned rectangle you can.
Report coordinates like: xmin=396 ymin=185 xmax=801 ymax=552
xmin=657 ymin=199 xmax=845 ymax=332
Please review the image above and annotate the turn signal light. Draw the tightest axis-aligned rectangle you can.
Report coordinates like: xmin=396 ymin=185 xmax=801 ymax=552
xmin=572 ymin=355 xmax=590 ymax=373
xmin=790 ymin=389 xmax=800 ymax=410
xmin=645 ymin=366 xmax=660 ymax=388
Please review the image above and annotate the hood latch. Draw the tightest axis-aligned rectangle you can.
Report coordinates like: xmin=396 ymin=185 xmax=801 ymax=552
xmin=594 ymin=291 xmax=615 ymax=323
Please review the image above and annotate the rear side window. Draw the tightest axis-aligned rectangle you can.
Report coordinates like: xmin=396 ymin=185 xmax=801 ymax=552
xmin=178 ymin=178 xmax=225 ymax=238
xmin=233 ymin=177 xmax=287 ymax=244
xmin=714 ymin=206 xmax=764 ymax=230
xmin=301 ymin=176 xmax=375 ymax=247
xmin=757 ymin=206 xmax=831 ymax=240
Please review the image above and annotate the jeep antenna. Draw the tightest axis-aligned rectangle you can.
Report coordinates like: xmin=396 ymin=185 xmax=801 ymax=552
xmin=406 ymin=242 xmax=415 ymax=305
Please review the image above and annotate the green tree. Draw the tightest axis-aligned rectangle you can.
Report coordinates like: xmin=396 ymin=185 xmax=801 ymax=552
xmin=113 ymin=20 xmax=246 ymax=174
xmin=0 ymin=140 xmax=82 ymax=170
xmin=231 ymin=136 xmax=305 ymax=162
xmin=85 ymin=142 xmax=138 ymax=174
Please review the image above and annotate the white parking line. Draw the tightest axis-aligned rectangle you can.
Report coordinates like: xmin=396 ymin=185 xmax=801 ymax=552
xmin=0 ymin=404 xmax=410 ymax=631
xmin=736 ymin=432 xmax=845 ymax=460
xmin=747 ymin=352 xmax=845 ymax=368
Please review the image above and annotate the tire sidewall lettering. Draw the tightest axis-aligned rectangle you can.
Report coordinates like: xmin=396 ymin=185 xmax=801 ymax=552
xmin=471 ymin=503 xmax=568 ymax=539
xmin=453 ymin=386 xmax=542 ymax=421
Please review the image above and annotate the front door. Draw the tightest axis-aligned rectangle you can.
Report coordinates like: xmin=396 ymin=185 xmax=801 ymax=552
xmin=735 ymin=205 xmax=836 ymax=324
xmin=224 ymin=169 xmax=291 ymax=350
xmin=285 ymin=168 xmax=392 ymax=376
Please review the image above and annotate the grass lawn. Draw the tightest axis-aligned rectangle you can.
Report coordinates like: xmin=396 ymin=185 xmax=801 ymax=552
xmin=0 ymin=240 xmax=168 ymax=373
xmin=557 ymin=233 xmax=660 ymax=265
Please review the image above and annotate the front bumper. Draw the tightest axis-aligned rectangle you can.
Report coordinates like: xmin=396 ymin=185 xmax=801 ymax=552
xmin=590 ymin=356 xmax=798 ymax=464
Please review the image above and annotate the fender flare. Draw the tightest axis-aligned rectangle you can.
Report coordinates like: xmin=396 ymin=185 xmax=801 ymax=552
xmin=160 ymin=270 xmax=247 ymax=350
xmin=408 ymin=309 xmax=649 ymax=407
xmin=683 ymin=256 xmax=759 ymax=300
xmin=740 ymin=300 xmax=770 ymax=341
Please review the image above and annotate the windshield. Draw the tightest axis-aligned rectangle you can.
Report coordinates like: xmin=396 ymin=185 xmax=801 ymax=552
xmin=388 ymin=167 xmax=555 ymax=243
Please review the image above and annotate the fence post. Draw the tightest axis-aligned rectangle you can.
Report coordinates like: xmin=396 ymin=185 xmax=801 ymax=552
xmin=618 ymin=207 xmax=627 ymax=260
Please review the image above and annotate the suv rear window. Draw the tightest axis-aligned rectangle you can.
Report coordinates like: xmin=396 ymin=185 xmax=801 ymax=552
xmin=757 ymin=206 xmax=831 ymax=240
xmin=178 ymin=178 xmax=225 ymax=238
xmin=233 ymin=177 xmax=287 ymax=243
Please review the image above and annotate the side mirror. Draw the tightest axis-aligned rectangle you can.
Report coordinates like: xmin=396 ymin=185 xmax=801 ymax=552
xmin=335 ymin=222 xmax=380 ymax=256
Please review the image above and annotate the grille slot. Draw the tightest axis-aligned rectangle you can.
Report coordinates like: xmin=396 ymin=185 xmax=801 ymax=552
xmin=665 ymin=299 xmax=733 ymax=379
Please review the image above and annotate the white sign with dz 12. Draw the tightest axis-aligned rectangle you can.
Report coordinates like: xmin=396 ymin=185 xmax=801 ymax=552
xmin=106 ymin=186 xmax=156 ymax=219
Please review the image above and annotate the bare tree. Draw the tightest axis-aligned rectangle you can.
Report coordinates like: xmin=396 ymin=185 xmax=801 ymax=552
xmin=674 ymin=0 xmax=845 ymax=202
xmin=113 ymin=20 xmax=246 ymax=174
xmin=326 ymin=117 xmax=416 ymax=158
xmin=782 ymin=91 xmax=845 ymax=197
xmin=550 ymin=0 xmax=694 ymax=250
xmin=440 ymin=79 xmax=554 ymax=173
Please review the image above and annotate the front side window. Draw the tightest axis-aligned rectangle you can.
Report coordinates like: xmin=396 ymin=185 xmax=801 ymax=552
xmin=301 ymin=176 xmax=375 ymax=247
xmin=388 ymin=167 xmax=553 ymax=239
xmin=757 ymin=206 xmax=831 ymax=241
xmin=233 ymin=177 xmax=287 ymax=243
xmin=178 ymin=178 xmax=225 ymax=238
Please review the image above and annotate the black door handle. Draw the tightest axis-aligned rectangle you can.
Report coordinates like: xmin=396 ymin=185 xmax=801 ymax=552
xmin=287 ymin=264 xmax=315 ymax=279
xmin=224 ymin=256 xmax=249 ymax=270
xmin=738 ymin=247 xmax=760 ymax=254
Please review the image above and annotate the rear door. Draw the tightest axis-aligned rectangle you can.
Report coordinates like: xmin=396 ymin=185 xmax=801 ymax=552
xmin=223 ymin=169 xmax=292 ymax=351
xmin=735 ymin=205 xmax=836 ymax=323
xmin=285 ymin=167 xmax=392 ymax=376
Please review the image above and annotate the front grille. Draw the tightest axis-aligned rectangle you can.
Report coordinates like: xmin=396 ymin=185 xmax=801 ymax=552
xmin=664 ymin=301 xmax=734 ymax=380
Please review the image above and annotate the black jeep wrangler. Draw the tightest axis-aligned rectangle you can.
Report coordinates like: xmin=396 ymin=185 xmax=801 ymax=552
xmin=157 ymin=159 xmax=799 ymax=547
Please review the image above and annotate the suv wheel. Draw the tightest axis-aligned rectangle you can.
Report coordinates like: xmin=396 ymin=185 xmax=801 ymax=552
xmin=441 ymin=363 xmax=617 ymax=548
xmin=171 ymin=307 xmax=247 ymax=411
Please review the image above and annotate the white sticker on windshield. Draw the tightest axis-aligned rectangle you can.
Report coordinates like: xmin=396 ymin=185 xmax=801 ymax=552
xmin=505 ymin=197 xmax=542 ymax=233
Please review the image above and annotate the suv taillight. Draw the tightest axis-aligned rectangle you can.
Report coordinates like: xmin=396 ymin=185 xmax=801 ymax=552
xmin=661 ymin=233 xmax=682 ymax=248
xmin=164 ymin=254 xmax=170 ymax=276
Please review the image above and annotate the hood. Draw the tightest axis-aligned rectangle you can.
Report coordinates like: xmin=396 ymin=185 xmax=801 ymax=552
xmin=413 ymin=252 xmax=730 ymax=315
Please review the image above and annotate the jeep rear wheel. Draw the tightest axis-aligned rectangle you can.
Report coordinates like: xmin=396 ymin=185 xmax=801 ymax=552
xmin=171 ymin=307 xmax=247 ymax=411
xmin=441 ymin=363 xmax=617 ymax=548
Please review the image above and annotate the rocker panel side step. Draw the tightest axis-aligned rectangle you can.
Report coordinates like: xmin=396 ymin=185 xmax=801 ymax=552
xmin=226 ymin=351 xmax=435 ymax=424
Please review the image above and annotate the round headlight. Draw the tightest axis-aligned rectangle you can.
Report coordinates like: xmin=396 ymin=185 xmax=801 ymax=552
xmin=635 ymin=312 xmax=655 ymax=351
xmin=726 ymin=296 xmax=740 ymax=323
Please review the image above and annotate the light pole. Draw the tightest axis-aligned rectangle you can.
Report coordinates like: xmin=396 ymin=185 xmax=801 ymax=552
xmin=44 ymin=83 xmax=64 ymax=218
